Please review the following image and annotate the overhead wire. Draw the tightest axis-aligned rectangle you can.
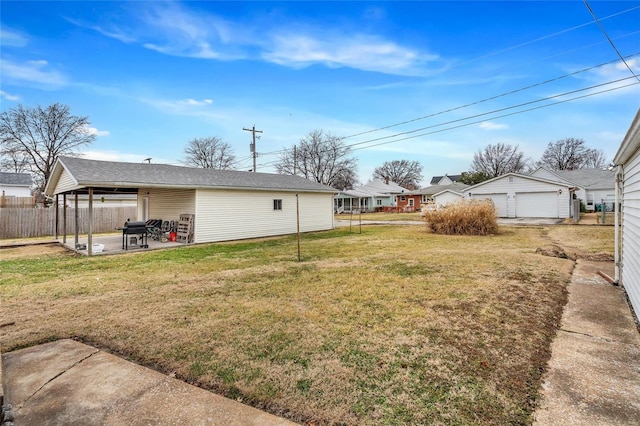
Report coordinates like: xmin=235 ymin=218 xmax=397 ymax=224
xmin=351 ymin=80 xmax=640 ymax=152
xmin=583 ymin=0 xmax=640 ymax=82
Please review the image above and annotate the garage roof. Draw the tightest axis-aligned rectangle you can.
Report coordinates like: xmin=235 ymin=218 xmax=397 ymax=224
xmin=44 ymin=156 xmax=337 ymax=195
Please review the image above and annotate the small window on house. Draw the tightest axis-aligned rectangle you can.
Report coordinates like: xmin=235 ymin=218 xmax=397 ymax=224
xmin=408 ymin=198 xmax=414 ymax=206
xmin=376 ymin=199 xmax=383 ymax=206
xmin=401 ymin=195 xmax=406 ymax=201
xmin=273 ymin=199 xmax=282 ymax=210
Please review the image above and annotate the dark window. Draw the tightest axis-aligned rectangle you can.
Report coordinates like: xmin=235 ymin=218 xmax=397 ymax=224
xmin=273 ymin=199 xmax=282 ymax=210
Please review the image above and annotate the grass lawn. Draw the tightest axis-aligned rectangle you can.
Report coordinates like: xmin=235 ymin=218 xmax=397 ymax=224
xmin=0 ymin=225 xmax=613 ymax=425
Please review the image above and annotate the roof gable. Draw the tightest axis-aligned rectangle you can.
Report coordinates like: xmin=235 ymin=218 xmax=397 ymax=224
xmin=430 ymin=174 xmax=462 ymax=185
xmin=45 ymin=156 xmax=336 ymax=195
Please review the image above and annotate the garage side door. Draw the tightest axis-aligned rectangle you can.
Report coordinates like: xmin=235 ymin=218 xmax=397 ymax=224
xmin=473 ymin=193 xmax=508 ymax=217
xmin=516 ymin=192 xmax=558 ymax=218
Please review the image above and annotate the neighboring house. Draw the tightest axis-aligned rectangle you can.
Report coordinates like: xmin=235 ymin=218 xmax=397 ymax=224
xmin=613 ymin=108 xmax=640 ymax=317
xmin=44 ymin=156 xmax=336 ymax=245
xmin=409 ymin=182 xmax=470 ymax=205
xmin=0 ymin=172 xmax=32 ymax=197
xmin=334 ymin=179 xmax=409 ymax=213
xmin=433 ymin=189 xmax=464 ymax=208
xmin=430 ymin=174 xmax=462 ymax=185
xmin=530 ymin=167 xmax=615 ymax=211
xmin=463 ymin=173 xmax=574 ymax=218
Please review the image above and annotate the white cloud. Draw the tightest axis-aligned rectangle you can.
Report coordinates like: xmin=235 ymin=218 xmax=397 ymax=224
xmin=141 ymin=97 xmax=226 ymax=120
xmin=82 ymin=125 xmax=110 ymax=137
xmin=0 ymin=90 xmax=19 ymax=101
xmin=479 ymin=121 xmax=508 ymax=130
xmin=262 ymin=33 xmax=437 ymax=76
xmin=0 ymin=58 xmax=67 ymax=88
xmin=179 ymin=98 xmax=213 ymax=106
xmin=81 ymin=150 xmax=173 ymax=164
xmin=0 ymin=28 xmax=28 ymax=47
xmin=73 ymin=2 xmax=441 ymax=76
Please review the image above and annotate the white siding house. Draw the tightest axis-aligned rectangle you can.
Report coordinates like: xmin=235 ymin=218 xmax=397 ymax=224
xmin=0 ymin=172 xmax=32 ymax=197
xmin=44 ymin=157 xmax=336 ymax=246
xmin=613 ymin=109 xmax=640 ymax=316
xmin=530 ymin=167 xmax=615 ymax=211
xmin=433 ymin=189 xmax=463 ymax=208
xmin=463 ymin=173 xmax=573 ymax=218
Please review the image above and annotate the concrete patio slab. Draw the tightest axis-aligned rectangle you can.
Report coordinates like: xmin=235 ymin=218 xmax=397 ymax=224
xmin=1 ymin=339 xmax=297 ymax=425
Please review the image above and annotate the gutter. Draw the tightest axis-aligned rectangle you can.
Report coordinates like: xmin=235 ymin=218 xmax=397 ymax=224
xmin=614 ymin=165 xmax=621 ymax=285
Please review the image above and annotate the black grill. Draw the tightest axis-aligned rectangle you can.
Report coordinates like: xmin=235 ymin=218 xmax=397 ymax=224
xmin=119 ymin=220 xmax=149 ymax=250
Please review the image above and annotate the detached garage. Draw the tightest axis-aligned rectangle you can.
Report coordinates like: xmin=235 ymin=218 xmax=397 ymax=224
xmin=463 ymin=173 xmax=573 ymax=218
xmin=44 ymin=156 xmax=336 ymax=253
xmin=613 ymin=108 xmax=640 ymax=316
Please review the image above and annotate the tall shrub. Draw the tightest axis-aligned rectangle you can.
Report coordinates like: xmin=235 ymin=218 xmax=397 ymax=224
xmin=424 ymin=200 xmax=498 ymax=235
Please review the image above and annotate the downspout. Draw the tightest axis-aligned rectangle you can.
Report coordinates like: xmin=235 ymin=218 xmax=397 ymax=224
xmin=614 ymin=165 xmax=621 ymax=284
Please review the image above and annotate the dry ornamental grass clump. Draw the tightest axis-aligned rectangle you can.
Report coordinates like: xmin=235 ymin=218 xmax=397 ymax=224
xmin=424 ymin=200 xmax=499 ymax=235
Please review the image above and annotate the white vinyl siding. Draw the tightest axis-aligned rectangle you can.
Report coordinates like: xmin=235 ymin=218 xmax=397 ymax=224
xmin=53 ymin=168 xmax=78 ymax=194
xmin=466 ymin=175 xmax=571 ymax=218
xmin=515 ymin=192 xmax=559 ymax=218
xmin=195 ymin=189 xmax=333 ymax=243
xmin=486 ymin=194 xmax=509 ymax=217
xmin=621 ymin=151 xmax=640 ymax=316
xmin=138 ymin=188 xmax=196 ymax=222
xmin=434 ymin=191 xmax=462 ymax=208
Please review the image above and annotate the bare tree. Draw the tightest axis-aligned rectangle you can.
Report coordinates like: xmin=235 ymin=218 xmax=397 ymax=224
xmin=183 ymin=137 xmax=236 ymax=169
xmin=372 ymin=159 xmax=423 ymax=189
xmin=0 ymin=144 xmax=29 ymax=173
xmin=537 ymin=138 xmax=607 ymax=170
xmin=276 ymin=129 xmax=358 ymax=189
xmin=471 ymin=143 xmax=528 ymax=177
xmin=0 ymin=103 xmax=95 ymax=194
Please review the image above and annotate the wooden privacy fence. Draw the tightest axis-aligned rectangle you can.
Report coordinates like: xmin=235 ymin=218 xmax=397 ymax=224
xmin=0 ymin=206 xmax=137 ymax=239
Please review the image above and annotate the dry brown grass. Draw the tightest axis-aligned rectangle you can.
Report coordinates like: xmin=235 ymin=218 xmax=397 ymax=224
xmin=0 ymin=225 xmax=602 ymax=424
xmin=424 ymin=200 xmax=499 ymax=235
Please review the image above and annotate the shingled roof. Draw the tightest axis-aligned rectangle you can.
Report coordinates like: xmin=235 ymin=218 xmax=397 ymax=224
xmin=45 ymin=156 xmax=337 ymax=195
xmin=552 ymin=168 xmax=615 ymax=190
xmin=0 ymin=172 xmax=32 ymax=186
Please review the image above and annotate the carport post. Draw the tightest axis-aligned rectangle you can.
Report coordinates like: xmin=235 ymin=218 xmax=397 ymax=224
xmin=74 ymin=192 xmax=79 ymax=248
xmin=62 ymin=193 xmax=67 ymax=243
xmin=54 ymin=194 xmax=59 ymax=239
xmin=88 ymin=188 xmax=93 ymax=256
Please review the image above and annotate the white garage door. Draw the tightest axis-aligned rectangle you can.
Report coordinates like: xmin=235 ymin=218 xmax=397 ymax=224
xmin=474 ymin=193 xmax=508 ymax=217
xmin=516 ymin=192 xmax=558 ymax=218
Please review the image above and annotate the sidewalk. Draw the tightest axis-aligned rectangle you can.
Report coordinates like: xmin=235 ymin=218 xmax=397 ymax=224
xmin=1 ymin=339 xmax=297 ymax=425
xmin=534 ymin=260 xmax=640 ymax=425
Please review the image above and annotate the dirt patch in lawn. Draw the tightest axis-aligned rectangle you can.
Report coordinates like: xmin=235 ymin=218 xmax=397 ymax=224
xmin=0 ymin=225 xmax=594 ymax=425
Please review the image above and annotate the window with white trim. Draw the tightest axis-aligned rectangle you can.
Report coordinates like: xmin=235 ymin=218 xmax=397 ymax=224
xmin=273 ymin=199 xmax=282 ymax=210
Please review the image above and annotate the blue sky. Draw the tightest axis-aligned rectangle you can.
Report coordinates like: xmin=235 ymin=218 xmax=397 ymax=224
xmin=2 ymin=1 xmax=639 ymax=186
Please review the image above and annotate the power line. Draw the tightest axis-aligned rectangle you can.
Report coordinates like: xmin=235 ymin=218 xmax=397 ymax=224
xmin=340 ymin=52 xmax=640 ymax=141
xmin=583 ymin=0 xmax=640 ymax=82
xmin=255 ymin=66 xmax=640 ymax=162
xmin=345 ymin=74 xmax=640 ymax=149
xmin=350 ymin=80 xmax=640 ymax=152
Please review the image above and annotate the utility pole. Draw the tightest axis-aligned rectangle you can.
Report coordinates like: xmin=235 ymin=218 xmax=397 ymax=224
xmin=243 ymin=125 xmax=263 ymax=172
